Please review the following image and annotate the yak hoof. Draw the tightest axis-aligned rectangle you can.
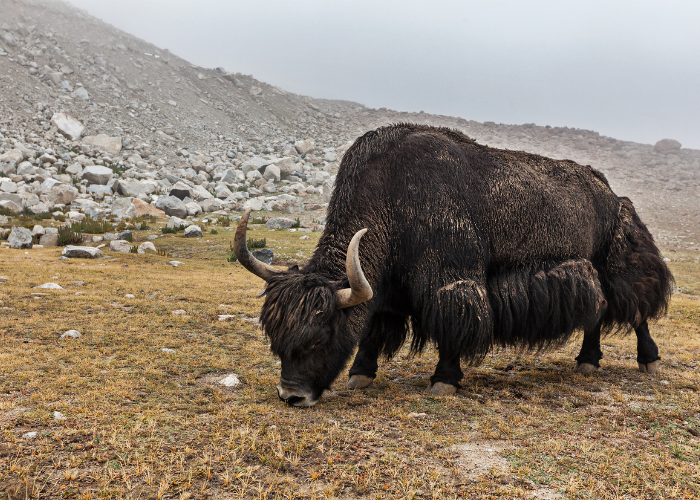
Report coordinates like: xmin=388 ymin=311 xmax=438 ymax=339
xmin=574 ymin=362 xmax=600 ymax=374
xmin=347 ymin=375 xmax=374 ymax=389
xmin=638 ymin=360 xmax=661 ymax=375
xmin=428 ymin=382 xmax=458 ymax=396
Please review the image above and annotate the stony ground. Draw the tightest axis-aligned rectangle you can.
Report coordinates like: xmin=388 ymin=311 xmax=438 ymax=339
xmin=0 ymin=222 xmax=699 ymax=499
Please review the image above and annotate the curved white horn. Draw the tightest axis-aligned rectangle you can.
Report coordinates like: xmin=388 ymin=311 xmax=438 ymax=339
xmin=336 ymin=229 xmax=373 ymax=309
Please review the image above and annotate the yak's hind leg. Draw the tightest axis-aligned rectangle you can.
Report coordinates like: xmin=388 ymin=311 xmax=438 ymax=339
xmin=423 ymin=278 xmax=493 ymax=396
xmin=347 ymin=311 xmax=409 ymax=389
xmin=636 ymin=320 xmax=661 ymax=374
xmin=574 ymin=322 xmax=603 ymax=373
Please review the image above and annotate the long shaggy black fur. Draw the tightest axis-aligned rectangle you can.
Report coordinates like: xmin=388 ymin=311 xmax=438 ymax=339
xmin=261 ymin=123 xmax=673 ymax=393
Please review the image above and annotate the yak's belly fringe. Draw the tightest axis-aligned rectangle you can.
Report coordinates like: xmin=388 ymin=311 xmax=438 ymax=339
xmin=489 ymin=259 xmax=606 ymax=350
xmin=414 ymin=278 xmax=494 ymax=364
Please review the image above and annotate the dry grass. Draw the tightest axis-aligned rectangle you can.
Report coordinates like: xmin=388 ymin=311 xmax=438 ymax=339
xmin=0 ymin=225 xmax=699 ymax=499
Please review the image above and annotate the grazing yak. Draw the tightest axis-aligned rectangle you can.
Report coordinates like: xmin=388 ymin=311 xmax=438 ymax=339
xmin=234 ymin=123 xmax=672 ymax=407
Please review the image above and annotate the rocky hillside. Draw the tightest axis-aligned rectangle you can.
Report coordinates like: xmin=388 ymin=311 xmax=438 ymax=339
xmin=1 ymin=0 xmax=699 ymax=250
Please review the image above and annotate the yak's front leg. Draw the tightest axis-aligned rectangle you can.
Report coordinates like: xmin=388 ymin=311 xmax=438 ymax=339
xmin=347 ymin=311 xmax=408 ymax=389
xmin=635 ymin=320 xmax=661 ymax=374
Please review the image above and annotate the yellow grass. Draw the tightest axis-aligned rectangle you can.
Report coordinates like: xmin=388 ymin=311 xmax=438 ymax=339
xmin=0 ymin=225 xmax=698 ymax=499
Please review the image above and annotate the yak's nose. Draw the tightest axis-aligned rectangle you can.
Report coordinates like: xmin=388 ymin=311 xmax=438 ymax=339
xmin=276 ymin=383 xmax=318 ymax=407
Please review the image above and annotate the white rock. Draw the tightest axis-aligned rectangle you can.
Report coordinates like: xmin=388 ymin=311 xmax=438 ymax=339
xmin=35 ymin=283 xmax=64 ymax=290
xmin=219 ymin=374 xmax=240 ymax=387
xmin=171 ymin=310 xmax=187 ymax=316
xmin=23 ymin=432 xmax=38 ymax=439
xmin=137 ymin=242 xmax=157 ymax=254
xmin=217 ymin=315 xmax=236 ymax=321
xmin=111 ymin=198 xmax=137 ymax=219
xmin=53 ymin=411 xmax=67 ymax=421
xmin=184 ymin=225 xmax=202 ymax=238
xmin=61 ymin=329 xmax=81 ymax=338
xmin=125 ymin=294 xmax=135 ymax=299
xmin=110 ymin=240 xmax=133 ymax=253
xmin=9 ymin=227 xmax=33 ymax=249
xmin=81 ymin=165 xmax=113 ymax=185
xmin=294 ymin=139 xmax=315 ymax=155
xmin=51 ymin=113 xmax=85 ymax=140
xmin=243 ymin=197 xmax=264 ymax=211
xmin=160 ymin=347 xmax=176 ymax=353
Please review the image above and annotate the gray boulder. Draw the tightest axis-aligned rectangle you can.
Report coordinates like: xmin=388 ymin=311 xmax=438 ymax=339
xmin=294 ymin=139 xmax=315 ymax=155
xmin=81 ymin=165 xmax=113 ymax=185
xmin=111 ymin=198 xmax=137 ymax=219
xmin=9 ymin=227 xmax=34 ymax=249
xmin=109 ymin=240 xmax=133 ymax=253
xmin=252 ymin=248 xmax=273 ymax=264
xmin=654 ymin=139 xmax=682 ymax=153
xmin=62 ymin=245 xmax=103 ymax=258
xmin=265 ymin=217 xmax=297 ymax=229
xmin=51 ymin=113 xmax=85 ymax=140
xmin=263 ymin=164 xmax=281 ymax=183
xmin=117 ymin=180 xmax=157 ymax=197
xmin=40 ymin=233 xmax=59 ymax=246
xmin=184 ymin=225 xmax=202 ymax=238
xmin=137 ymin=242 xmax=157 ymax=254
xmin=154 ymin=196 xmax=187 ymax=218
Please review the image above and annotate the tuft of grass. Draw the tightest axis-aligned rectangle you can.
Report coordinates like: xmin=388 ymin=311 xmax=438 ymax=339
xmin=247 ymin=237 xmax=266 ymax=249
xmin=291 ymin=217 xmax=301 ymax=229
xmin=56 ymin=225 xmax=82 ymax=246
xmin=123 ymin=233 xmax=133 ymax=243
xmin=210 ymin=229 xmax=218 ymax=235
xmin=161 ymin=224 xmax=186 ymax=234
xmin=69 ymin=216 xmax=112 ymax=234
xmin=129 ymin=245 xmax=138 ymax=253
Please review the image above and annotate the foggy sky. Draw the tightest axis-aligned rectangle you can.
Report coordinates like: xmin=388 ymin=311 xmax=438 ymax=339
xmin=66 ymin=0 xmax=700 ymax=149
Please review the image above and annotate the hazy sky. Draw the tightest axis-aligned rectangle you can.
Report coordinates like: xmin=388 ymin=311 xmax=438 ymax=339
xmin=66 ymin=0 xmax=700 ymax=149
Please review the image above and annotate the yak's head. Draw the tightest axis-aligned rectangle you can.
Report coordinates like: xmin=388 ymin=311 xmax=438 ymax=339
xmin=234 ymin=209 xmax=373 ymax=407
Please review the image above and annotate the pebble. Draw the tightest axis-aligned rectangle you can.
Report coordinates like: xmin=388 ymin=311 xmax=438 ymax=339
xmin=407 ymin=412 xmax=427 ymax=418
xmin=34 ymin=283 xmax=64 ymax=290
xmin=217 ymin=314 xmax=236 ymax=321
xmin=299 ymin=235 xmax=310 ymax=240
xmin=125 ymin=294 xmax=135 ymax=298
xmin=169 ymin=261 xmax=184 ymax=267
xmin=53 ymin=411 xmax=66 ymax=421
xmin=61 ymin=330 xmax=81 ymax=339
xmin=172 ymin=309 xmax=187 ymax=315
xmin=219 ymin=374 xmax=240 ymax=387
xmin=160 ymin=348 xmax=176 ymax=353
xmin=23 ymin=431 xmax=38 ymax=439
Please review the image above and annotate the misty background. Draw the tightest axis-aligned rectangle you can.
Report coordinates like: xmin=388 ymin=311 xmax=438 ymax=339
xmin=65 ymin=0 xmax=700 ymax=149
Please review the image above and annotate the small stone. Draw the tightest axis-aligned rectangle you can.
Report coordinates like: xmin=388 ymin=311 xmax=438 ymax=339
xmin=300 ymin=235 xmax=310 ymax=240
xmin=53 ymin=411 xmax=66 ymax=421
xmin=169 ymin=261 xmax=184 ymax=267
xmin=407 ymin=412 xmax=427 ymax=418
xmin=34 ymin=283 xmax=64 ymax=290
xmin=109 ymin=240 xmax=133 ymax=253
xmin=125 ymin=294 xmax=135 ymax=299
xmin=62 ymin=245 xmax=102 ymax=258
xmin=61 ymin=329 xmax=81 ymax=339
xmin=51 ymin=113 xmax=85 ymax=140
xmin=217 ymin=314 xmax=236 ymax=321
xmin=160 ymin=347 xmax=176 ymax=353
xmin=23 ymin=431 xmax=38 ymax=439
xmin=265 ymin=217 xmax=296 ymax=229
xmin=137 ymin=242 xmax=157 ymax=254
xmin=184 ymin=225 xmax=202 ymax=238
xmin=9 ymin=227 xmax=34 ymax=249
xmin=219 ymin=374 xmax=240 ymax=387
xmin=172 ymin=310 xmax=187 ymax=316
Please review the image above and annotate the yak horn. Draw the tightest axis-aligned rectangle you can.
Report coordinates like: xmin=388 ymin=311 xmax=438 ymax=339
xmin=336 ymin=229 xmax=374 ymax=309
xmin=233 ymin=208 xmax=281 ymax=282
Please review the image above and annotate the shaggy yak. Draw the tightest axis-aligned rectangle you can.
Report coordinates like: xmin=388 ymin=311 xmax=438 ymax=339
xmin=234 ymin=123 xmax=673 ymax=407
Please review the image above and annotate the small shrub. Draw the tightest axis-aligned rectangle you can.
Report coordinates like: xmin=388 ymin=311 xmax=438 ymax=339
xmin=220 ymin=216 xmax=231 ymax=227
xmin=70 ymin=216 xmax=112 ymax=234
xmin=291 ymin=218 xmax=301 ymax=229
xmin=161 ymin=224 xmax=186 ymax=234
xmin=0 ymin=206 xmax=15 ymax=217
xmin=227 ymin=252 xmax=238 ymax=263
xmin=247 ymin=237 xmax=266 ymax=249
xmin=210 ymin=229 xmax=218 ymax=235
xmin=123 ymin=233 xmax=133 ymax=242
xmin=237 ymin=185 xmax=248 ymax=192
xmin=54 ymin=213 xmax=66 ymax=222
xmin=57 ymin=225 xmax=82 ymax=246
xmin=157 ymin=249 xmax=171 ymax=258
xmin=251 ymin=217 xmax=267 ymax=225
xmin=129 ymin=246 xmax=138 ymax=253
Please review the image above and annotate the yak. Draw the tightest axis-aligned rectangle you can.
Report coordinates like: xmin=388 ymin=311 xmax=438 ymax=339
xmin=234 ymin=123 xmax=673 ymax=407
